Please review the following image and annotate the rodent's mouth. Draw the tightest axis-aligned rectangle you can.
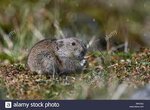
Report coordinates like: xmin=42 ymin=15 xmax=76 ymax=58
xmin=77 ymin=54 xmax=85 ymax=61
xmin=78 ymin=51 xmax=86 ymax=60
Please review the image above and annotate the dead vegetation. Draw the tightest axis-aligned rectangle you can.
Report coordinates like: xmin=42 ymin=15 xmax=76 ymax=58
xmin=0 ymin=48 xmax=149 ymax=99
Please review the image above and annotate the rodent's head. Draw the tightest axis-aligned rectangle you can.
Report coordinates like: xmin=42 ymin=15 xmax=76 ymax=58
xmin=55 ymin=38 xmax=87 ymax=60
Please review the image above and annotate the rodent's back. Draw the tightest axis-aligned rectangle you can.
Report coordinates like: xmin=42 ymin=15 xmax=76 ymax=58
xmin=27 ymin=39 xmax=60 ymax=73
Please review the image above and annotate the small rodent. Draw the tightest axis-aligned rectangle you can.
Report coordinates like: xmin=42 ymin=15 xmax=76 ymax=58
xmin=27 ymin=37 xmax=87 ymax=75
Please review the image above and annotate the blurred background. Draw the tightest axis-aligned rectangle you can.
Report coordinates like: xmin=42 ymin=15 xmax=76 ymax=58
xmin=0 ymin=0 xmax=150 ymax=58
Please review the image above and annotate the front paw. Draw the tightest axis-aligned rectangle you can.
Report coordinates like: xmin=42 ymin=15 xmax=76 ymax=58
xmin=80 ymin=59 xmax=88 ymax=67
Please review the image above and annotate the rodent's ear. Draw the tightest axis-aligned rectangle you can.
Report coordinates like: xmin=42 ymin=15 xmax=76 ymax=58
xmin=56 ymin=40 xmax=64 ymax=48
xmin=51 ymin=39 xmax=57 ymax=42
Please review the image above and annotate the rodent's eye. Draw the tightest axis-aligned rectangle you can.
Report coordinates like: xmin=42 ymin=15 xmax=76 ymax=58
xmin=71 ymin=42 xmax=76 ymax=46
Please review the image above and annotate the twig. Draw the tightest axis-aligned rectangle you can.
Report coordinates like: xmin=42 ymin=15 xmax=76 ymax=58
xmin=0 ymin=28 xmax=13 ymax=49
xmin=87 ymin=36 xmax=96 ymax=49
xmin=30 ymin=25 xmax=45 ymax=40
xmin=124 ymin=36 xmax=128 ymax=53
xmin=105 ymin=30 xmax=117 ymax=52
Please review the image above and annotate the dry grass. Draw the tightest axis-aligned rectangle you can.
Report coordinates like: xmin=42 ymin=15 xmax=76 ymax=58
xmin=0 ymin=48 xmax=149 ymax=99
